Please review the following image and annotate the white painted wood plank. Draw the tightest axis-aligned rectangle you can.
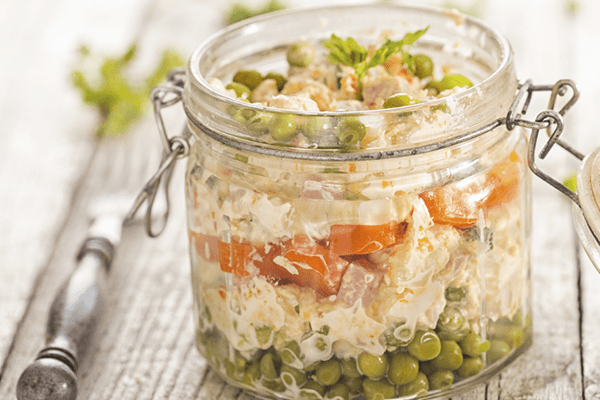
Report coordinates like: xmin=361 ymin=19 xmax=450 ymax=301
xmin=0 ymin=0 xmax=156 ymax=367
xmin=2 ymin=0 xmax=597 ymax=399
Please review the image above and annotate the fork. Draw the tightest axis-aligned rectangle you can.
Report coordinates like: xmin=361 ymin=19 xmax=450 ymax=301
xmin=16 ymin=126 xmax=162 ymax=400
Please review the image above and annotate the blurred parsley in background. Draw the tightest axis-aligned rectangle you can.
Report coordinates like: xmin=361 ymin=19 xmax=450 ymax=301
xmin=225 ymin=0 xmax=287 ymax=25
xmin=71 ymin=44 xmax=184 ymax=137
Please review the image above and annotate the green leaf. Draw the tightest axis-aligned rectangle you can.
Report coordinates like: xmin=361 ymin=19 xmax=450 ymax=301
xmin=324 ymin=26 xmax=428 ymax=99
xmin=401 ymin=27 xmax=428 ymax=46
xmin=71 ymin=43 xmax=185 ymax=137
xmin=225 ymin=0 xmax=287 ymax=25
xmin=365 ymin=38 xmax=397 ymax=69
xmin=563 ymin=173 xmax=577 ymax=192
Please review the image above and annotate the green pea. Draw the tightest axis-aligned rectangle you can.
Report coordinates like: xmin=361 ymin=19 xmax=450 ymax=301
xmin=460 ymin=333 xmax=491 ymax=357
xmin=303 ymin=361 xmax=320 ymax=373
xmin=388 ymin=352 xmax=419 ymax=385
xmin=262 ymin=378 xmax=286 ymax=393
xmin=196 ymin=329 xmax=207 ymax=345
xmin=225 ymin=359 xmax=241 ymax=381
xmin=494 ymin=325 xmax=525 ymax=349
xmin=362 ymin=378 xmax=396 ymax=400
xmin=428 ymin=370 xmax=454 ymax=391
xmin=431 ymin=340 xmax=463 ymax=371
xmin=280 ymin=341 xmax=302 ymax=365
xmin=255 ymin=326 xmax=272 ymax=345
xmin=301 ymin=380 xmax=326 ymax=398
xmin=397 ymin=372 xmax=429 ymax=398
xmin=413 ymin=54 xmax=433 ymax=79
xmin=343 ymin=377 xmax=363 ymax=394
xmin=315 ymin=359 xmax=342 ymax=386
xmin=205 ymin=332 xmax=229 ymax=362
xmin=444 ymin=287 xmax=466 ymax=303
xmin=233 ymin=70 xmax=264 ymax=90
xmin=233 ymin=107 xmax=258 ymax=123
xmin=299 ymin=116 xmax=324 ymax=139
xmin=226 ymin=82 xmax=252 ymax=99
xmin=280 ymin=363 xmax=307 ymax=386
xmin=315 ymin=337 xmax=328 ymax=352
xmin=265 ymin=72 xmax=287 ymax=91
xmin=456 ymin=356 xmax=483 ymax=379
xmin=287 ymin=41 xmax=316 ymax=67
xmin=440 ymin=74 xmax=473 ymax=90
xmin=234 ymin=351 xmax=247 ymax=371
xmin=242 ymin=361 xmax=261 ymax=386
xmin=426 ymin=74 xmax=473 ymax=94
xmin=246 ymin=112 xmax=274 ymax=135
xmin=408 ymin=330 xmax=442 ymax=362
xmin=269 ymin=114 xmax=298 ymax=142
xmin=341 ymin=358 xmax=362 ymax=379
xmin=419 ymin=361 xmax=435 ymax=376
xmin=436 ymin=306 xmax=469 ymax=341
xmin=382 ymin=93 xmax=420 ymax=109
xmin=335 ymin=117 xmax=366 ymax=147
xmin=260 ymin=352 xmax=279 ymax=380
xmin=516 ymin=311 xmax=532 ymax=333
xmin=358 ymin=352 xmax=389 ymax=379
xmin=327 ymin=382 xmax=350 ymax=400
xmin=487 ymin=340 xmax=511 ymax=364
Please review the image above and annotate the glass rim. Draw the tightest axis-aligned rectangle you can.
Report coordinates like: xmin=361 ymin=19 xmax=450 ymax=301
xmin=186 ymin=2 xmax=514 ymax=117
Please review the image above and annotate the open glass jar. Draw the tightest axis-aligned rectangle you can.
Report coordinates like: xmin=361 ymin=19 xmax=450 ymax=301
xmin=144 ymin=4 xmax=547 ymax=399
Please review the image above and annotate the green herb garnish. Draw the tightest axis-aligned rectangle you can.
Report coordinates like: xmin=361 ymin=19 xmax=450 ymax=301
xmin=71 ymin=44 xmax=184 ymax=137
xmin=225 ymin=0 xmax=287 ymax=25
xmin=563 ymin=173 xmax=577 ymax=192
xmin=323 ymin=27 xmax=428 ymax=99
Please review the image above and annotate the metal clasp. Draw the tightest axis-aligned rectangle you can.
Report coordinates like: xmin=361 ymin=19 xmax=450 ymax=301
xmin=125 ymin=68 xmax=191 ymax=237
xmin=510 ymin=79 xmax=583 ymax=205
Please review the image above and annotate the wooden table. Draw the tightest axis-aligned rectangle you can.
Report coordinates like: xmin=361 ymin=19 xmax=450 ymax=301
xmin=2 ymin=0 xmax=600 ymax=398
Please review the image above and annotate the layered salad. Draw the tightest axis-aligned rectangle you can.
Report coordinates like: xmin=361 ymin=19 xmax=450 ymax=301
xmin=187 ymin=27 xmax=529 ymax=400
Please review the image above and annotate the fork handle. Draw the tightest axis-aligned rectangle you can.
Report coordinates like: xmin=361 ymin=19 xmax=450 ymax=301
xmin=16 ymin=237 xmax=114 ymax=400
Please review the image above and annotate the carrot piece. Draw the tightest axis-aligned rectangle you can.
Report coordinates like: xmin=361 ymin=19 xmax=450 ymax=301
xmin=420 ymin=180 xmax=484 ymax=228
xmin=330 ymin=221 xmax=408 ymax=255
xmin=279 ymin=235 xmax=349 ymax=296
xmin=420 ymin=153 xmax=522 ymax=228
xmin=218 ymin=240 xmax=253 ymax=277
xmin=189 ymin=232 xmax=220 ymax=262
xmin=218 ymin=235 xmax=349 ymax=297
xmin=484 ymin=152 xmax=521 ymax=209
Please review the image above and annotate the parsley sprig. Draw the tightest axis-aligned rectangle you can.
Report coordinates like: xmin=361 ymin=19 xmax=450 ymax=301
xmin=323 ymin=27 xmax=428 ymax=99
xmin=71 ymin=44 xmax=184 ymax=137
xmin=225 ymin=0 xmax=287 ymax=25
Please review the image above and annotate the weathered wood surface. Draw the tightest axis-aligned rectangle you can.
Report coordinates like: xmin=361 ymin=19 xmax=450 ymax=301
xmin=1 ymin=0 xmax=599 ymax=399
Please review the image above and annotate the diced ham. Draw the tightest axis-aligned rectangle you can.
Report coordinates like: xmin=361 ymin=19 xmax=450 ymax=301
xmin=337 ymin=261 xmax=384 ymax=308
xmin=362 ymin=74 xmax=410 ymax=108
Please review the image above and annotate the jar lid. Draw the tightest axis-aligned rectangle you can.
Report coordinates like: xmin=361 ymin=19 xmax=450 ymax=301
xmin=574 ymin=148 xmax=600 ymax=271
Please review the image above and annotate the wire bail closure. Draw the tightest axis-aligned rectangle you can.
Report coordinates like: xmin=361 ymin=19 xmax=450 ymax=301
xmin=132 ymin=70 xmax=583 ymax=238
xmin=125 ymin=68 xmax=190 ymax=237
xmin=516 ymin=79 xmax=583 ymax=206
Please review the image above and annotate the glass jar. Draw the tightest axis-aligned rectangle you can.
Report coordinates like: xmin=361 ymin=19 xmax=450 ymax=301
xmin=181 ymin=4 xmax=531 ymax=399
